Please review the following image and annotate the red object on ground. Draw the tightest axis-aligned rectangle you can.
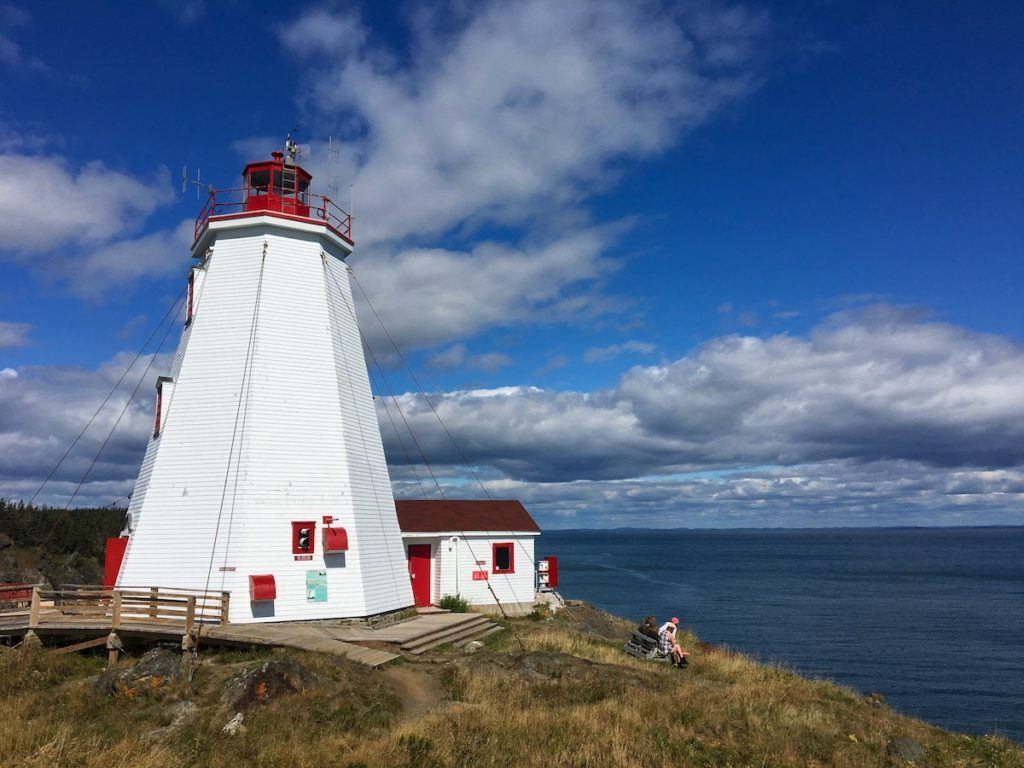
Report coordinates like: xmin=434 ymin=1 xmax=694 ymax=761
xmin=544 ymin=556 xmax=559 ymax=588
xmin=104 ymin=536 xmax=129 ymax=588
xmin=407 ymin=544 xmax=432 ymax=607
xmin=249 ymin=574 xmax=276 ymax=602
xmin=323 ymin=526 xmax=348 ymax=553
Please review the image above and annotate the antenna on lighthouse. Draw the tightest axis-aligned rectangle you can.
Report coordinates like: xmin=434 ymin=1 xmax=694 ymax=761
xmin=284 ymin=129 xmax=311 ymax=164
xmin=181 ymin=164 xmax=212 ymax=199
xmin=326 ymin=136 xmax=341 ymax=200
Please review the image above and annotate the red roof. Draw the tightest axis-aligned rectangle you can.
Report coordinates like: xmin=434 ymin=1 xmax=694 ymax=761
xmin=394 ymin=499 xmax=540 ymax=534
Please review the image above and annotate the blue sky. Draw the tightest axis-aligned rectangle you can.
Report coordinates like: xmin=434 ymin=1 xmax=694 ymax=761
xmin=1 ymin=1 xmax=1023 ymax=527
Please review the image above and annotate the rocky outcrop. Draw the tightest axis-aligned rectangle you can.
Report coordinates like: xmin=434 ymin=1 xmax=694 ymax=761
xmin=91 ymin=648 xmax=181 ymax=697
xmin=220 ymin=657 xmax=321 ymax=714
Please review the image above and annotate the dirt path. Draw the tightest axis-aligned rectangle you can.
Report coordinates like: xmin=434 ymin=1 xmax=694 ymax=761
xmin=381 ymin=663 xmax=447 ymax=718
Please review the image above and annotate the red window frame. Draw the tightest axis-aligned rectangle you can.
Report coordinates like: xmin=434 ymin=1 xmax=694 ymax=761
xmin=153 ymin=384 xmax=163 ymax=437
xmin=291 ymin=521 xmax=316 ymax=554
xmin=185 ymin=271 xmax=195 ymax=325
xmin=492 ymin=542 xmax=514 ymax=574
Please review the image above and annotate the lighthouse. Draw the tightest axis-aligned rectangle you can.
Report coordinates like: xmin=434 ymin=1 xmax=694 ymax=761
xmin=114 ymin=140 xmax=415 ymax=623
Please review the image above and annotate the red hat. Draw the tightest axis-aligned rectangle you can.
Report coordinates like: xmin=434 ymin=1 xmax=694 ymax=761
xmin=671 ymin=617 xmax=679 ymax=624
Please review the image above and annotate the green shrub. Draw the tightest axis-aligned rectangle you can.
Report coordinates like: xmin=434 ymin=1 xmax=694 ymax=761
xmin=437 ymin=594 xmax=470 ymax=613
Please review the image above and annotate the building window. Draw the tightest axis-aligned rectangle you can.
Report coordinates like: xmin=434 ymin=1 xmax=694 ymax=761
xmin=292 ymin=521 xmax=316 ymax=555
xmin=186 ymin=271 xmax=195 ymax=325
xmin=492 ymin=542 xmax=514 ymax=574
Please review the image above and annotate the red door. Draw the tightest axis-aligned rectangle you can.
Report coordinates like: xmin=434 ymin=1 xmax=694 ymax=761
xmin=407 ymin=544 xmax=432 ymax=607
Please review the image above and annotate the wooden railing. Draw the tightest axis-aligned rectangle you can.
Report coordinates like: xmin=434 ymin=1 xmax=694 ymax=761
xmin=2 ymin=584 xmax=230 ymax=632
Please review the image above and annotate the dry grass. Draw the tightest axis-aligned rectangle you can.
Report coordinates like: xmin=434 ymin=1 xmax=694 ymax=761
xmin=1 ymin=608 xmax=1022 ymax=768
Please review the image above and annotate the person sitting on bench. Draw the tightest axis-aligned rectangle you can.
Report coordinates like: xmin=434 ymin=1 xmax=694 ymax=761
xmin=638 ymin=616 xmax=659 ymax=640
xmin=657 ymin=617 xmax=690 ymax=668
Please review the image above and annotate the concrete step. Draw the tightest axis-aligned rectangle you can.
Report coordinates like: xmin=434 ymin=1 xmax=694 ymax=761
xmin=403 ymin=617 xmax=498 ymax=655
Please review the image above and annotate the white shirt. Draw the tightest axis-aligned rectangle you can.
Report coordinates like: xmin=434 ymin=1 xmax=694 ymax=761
xmin=658 ymin=621 xmax=676 ymax=635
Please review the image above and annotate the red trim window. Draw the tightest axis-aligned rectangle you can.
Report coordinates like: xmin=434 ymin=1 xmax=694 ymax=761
xmin=185 ymin=270 xmax=195 ymax=325
xmin=292 ymin=521 xmax=316 ymax=555
xmin=153 ymin=383 xmax=163 ymax=437
xmin=492 ymin=542 xmax=514 ymax=574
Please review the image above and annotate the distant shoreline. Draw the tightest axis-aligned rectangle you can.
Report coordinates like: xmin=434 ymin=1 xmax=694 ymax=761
xmin=542 ymin=524 xmax=1024 ymax=532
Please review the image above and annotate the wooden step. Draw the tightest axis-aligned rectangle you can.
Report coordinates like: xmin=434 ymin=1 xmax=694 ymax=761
xmin=397 ymin=614 xmax=489 ymax=650
xmin=345 ymin=645 xmax=400 ymax=668
xmin=402 ymin=618 xmax=499 ymax=655
xmin=399 ymin=615 xmax=491 ymax=652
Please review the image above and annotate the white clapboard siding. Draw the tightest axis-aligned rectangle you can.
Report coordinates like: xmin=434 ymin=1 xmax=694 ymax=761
xmin=403 ymin=533 xmax=538 ymax=608
xmin=118 ymin=218 xmax=413 ymax=622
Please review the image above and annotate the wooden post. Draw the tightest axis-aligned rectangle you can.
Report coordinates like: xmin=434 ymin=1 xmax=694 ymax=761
xmin=107 ymin=591 xmax=123 ymax=665
xmin=219 ymin=591 xmax=230 ymax=625
xmin=28 ymin=587 xmax=40 ymax=630
xmin=111 ymin=591 xmax=122 ymax=630
xmin=184 ymin=596 xmax=196 ymax=635
xmin=149 ymin=587 xmax=158 ymax=619
xmin=23 ymin=586 xmax=42 ymax=647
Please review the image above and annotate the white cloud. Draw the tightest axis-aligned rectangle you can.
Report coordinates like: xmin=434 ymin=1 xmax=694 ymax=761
xmin=0 ymin=320 xmax=31 ymax=348
xmin=0 ymin=367 xmax=16 ymax=379
xmin=379 ymin=307 xmax=1024 ymax=483
xmin=351 ymin=227 xmax=621 ymax=352
xmin=0 ymin=154 xmax=173 ymax=254
xmin=583 ymin=340 xmax=656 ymax=363
xmin=280 ymin=2 xmax=765 ymax=247
xmin=5 ymin=307 xmax=1024 ymax=525
xmin=426 ymin=343 xmax=512 ymax=373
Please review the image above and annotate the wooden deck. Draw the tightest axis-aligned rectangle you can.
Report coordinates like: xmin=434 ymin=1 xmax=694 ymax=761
xmin=0 ymin=584 xmax=500 ymax=668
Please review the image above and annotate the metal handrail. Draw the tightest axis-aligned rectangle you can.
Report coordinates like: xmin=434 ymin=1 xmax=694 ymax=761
xmin=194 ymin=186 xmax=353 ymax=243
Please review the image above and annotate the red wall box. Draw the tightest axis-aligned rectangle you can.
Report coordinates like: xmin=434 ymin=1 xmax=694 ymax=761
xmin=249 ymin=574 xmax=276 ymax=602
xmin=323 ymin=526 xmax=348 ymax=553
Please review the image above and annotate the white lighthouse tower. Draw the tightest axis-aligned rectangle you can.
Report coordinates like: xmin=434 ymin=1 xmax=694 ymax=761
xmin=115 ymin=141 xmax=414 ymax=623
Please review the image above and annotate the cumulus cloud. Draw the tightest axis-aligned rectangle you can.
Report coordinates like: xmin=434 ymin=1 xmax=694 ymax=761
xmin=583 ymin=340 xmax=657 ymax=363
xmin=350 ymin=227 xmax=621 ymax=352
xmin=280 ymin=2 xmax=765 ymax=246
xmin=426 ymin=343 xmax=512 ymax=372
xmin=379 ymin=307 xmax=1024 ymax=482
xmin=0 ymin=154 xmax=173 ymax=254
xmin=265 ymin=2 xmax=769 ymax=352
xmin=4 ymin=307 xmax=1023 ymax=524
xmin=0 ymin=320 xmax=31 ymax=348
xmin=0 ymin=351 xmax=174 ymax=506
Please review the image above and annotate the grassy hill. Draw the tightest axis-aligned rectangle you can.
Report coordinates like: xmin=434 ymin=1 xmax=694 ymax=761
xmin=1 ymin=602 xmax=1021 ymax=767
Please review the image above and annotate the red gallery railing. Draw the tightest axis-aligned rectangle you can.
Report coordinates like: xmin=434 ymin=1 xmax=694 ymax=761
xmin=194 ymin=187 xmax=353 ymax=244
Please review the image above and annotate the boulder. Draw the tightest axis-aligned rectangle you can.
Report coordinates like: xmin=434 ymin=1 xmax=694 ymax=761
xmin=886 ymin=736 xmax=926 ymax=765
xmin=463 ymin=640 xmax=484 ymax=655
xmin=222 ymin=712 xmax=246 ymax=736
xmin=0 ymin=531 xmax=13 ymax=549
xmin=221 ymin=657 xmax=320 ymax=714
xmin=91 ymin=648 xmax=181 ymax=698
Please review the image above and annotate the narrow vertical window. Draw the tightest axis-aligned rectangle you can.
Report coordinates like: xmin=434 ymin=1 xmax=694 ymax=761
xmin=153 ymin=383 xmax=163 ymax=436
xmin=186 ymin=270 xmax=195 ymax=325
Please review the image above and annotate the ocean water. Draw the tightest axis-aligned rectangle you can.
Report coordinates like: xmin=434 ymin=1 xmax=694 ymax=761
xmin=540 ymin=527 xmax=1024 ymax=742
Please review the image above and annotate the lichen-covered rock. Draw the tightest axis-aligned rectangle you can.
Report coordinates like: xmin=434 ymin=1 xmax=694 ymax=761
xmin=220 ymin=657 xmax=320 ymax=713
xmin=91 ymin=648 xmax=181 ymax=698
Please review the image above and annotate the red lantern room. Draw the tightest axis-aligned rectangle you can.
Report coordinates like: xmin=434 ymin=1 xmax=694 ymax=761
xmin=193 ymin=136 xmax=353 ymax=247
xmin=242 ymin=151 xmax=312 ymax=218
